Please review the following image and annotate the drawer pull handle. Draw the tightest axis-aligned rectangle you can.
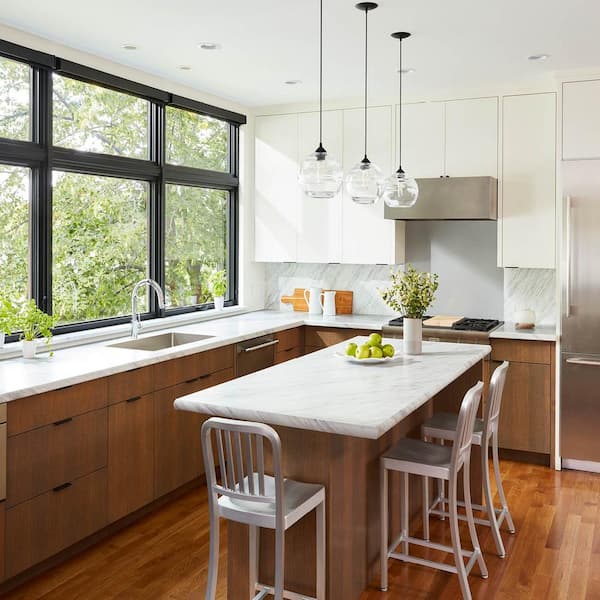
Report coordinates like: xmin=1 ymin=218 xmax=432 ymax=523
xmin=243 ymin=339 xmax=279 ymax=353
xmin=53 ymin=417 xmax=73 ymax=426
xmin=53 ymin=482 xmax=72 ymax=493
xmin=126 ymin=396 xmax=142 ymax=403
xmin=185 ymin=373 xmax=211 ymax=384
xmin=566 ymin=358 xmax=600 ymax=367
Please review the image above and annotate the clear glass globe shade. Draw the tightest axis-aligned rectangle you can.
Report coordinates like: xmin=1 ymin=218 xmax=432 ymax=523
xmin=382 ymin=171 xmax=419 ymax=208
xmin=344 ymin=160 xmax=384 ymax=205
xmin=298 ymin=151 xmax=343 ymax=198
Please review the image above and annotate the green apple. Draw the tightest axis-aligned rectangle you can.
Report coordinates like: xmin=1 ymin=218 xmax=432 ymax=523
xmin=369 ymin=346 xmax=384 ymax=359
xmin=382 ymin=344 xmax=395 ymax=358
xmin=355 ymin=343 xmax=371 ymax=359
xmin=367 ymin=332 xmax=382 ymax=347
xmin=346 ymin=342 xmax=358 ymax=357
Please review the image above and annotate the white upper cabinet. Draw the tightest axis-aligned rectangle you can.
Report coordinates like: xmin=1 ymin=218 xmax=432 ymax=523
xmin=445 ymin=97 xmax=499 ymax=177
xmin=341 ymin=106 xmax=405 ymax=265
xmin=296 ymin=110 xmax=344 ymax=263
xmin=254 ymin=114 xmax=299 ymax=262
xmin=562 ymin=80 xmax=600 ymax=160
xmin=399 ymin=102 xmax=445 ymax=178
xmin=501 ymin=93 xmax=556 ymax=268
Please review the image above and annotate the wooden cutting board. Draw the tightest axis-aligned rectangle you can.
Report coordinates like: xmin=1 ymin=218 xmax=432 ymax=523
xmin=280 ymin=288 xmax=353 ymax=314
xmin=422 ymin=315 xmax=464 ymax=328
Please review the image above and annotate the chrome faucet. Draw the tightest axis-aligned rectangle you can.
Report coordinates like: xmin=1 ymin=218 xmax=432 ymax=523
xmin=131 ymin=279 xmax=165 ymax=339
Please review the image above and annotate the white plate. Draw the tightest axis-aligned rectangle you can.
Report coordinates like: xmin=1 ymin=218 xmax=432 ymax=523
xmin=333 ymin=350 xmax=401 ymax=364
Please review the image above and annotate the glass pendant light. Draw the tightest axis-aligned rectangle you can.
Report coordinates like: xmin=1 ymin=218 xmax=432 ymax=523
xmin=345 ymin=2 xmax=384 ymax=205
xmin=298 ymin=0 xmax=343 ymax=198
xmin=382 ymin=32 xmax=419 ymax=208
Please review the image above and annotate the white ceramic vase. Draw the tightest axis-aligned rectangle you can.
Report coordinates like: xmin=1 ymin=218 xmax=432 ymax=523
xmin=403 ymin=318 xmax=422 ymax=355
xmin=22 ymin=339 xmax=37 ymax=359
xmin=0 ymin=332 xmax=4 ymax=349
xmin=214 ymin=296 xmax=225 ymax=311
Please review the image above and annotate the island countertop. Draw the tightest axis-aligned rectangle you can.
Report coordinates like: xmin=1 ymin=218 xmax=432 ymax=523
xmin=175 ymin=338 xmax=491 ymax=439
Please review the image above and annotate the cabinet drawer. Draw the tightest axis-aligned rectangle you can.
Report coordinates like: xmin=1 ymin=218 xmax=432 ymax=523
xmin=0 ymin=403 xmax=6 ymax=423
xmin=275 ymin=346 xmax=303 ymax=364
xmin=276 ymin=327 xmax=304 ymax=352
xmin=7 ymin=408 xmax=107 ymax=507
xmin=108 ymin=366 xmax=154 ymax=405
xmin=304 ymin=327 xmax=368 ymax=349
xmin=491 ymin=339 xmax=552 ymax=364
xmin=5 ymin=468 xmax=108 ymax=578
xmin=155 ymin=345 xmax=234 ymax=389
xmin=8 ymin=379 xmax=108 ymax=436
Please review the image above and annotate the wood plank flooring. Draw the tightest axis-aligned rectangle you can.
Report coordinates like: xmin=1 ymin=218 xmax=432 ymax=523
xmin=4 ymin=460 xmax=600 ymax=599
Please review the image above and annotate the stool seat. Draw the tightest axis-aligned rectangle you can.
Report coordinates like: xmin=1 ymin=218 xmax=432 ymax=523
xmin=423 ymin=412 xmax=485 ymax=445
xmin=219 ymin=475 xmax=325 ymax=529
xmin=382 ymin=438 xmax=453 ymax=480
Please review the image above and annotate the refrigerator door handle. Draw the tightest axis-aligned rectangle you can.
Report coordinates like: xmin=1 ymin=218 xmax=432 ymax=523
xmin=565 ymin=195 xmax=572 ymax=318
xmin=566 ymin=357 xmax=600 ymax=367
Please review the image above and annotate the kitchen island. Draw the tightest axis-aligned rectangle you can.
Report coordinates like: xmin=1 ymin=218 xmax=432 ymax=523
xmin=175 ymin=338 xmax=491 ymax=599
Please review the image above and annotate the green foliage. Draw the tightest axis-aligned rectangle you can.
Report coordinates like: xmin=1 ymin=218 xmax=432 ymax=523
xmin=0 ymin=59 xmax=230 ymax=324
xmin=380 ymin=264 xmax=439 ymax=319
xmin=17 ymin=300 xmax=57 ymax=348
xmin=0 ymin=297 xmax=18 ymax=335
xmin=208 ymin=270 xmax=227 ymax=297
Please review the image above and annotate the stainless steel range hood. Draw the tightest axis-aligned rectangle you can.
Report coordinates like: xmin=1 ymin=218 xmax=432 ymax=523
xmin=384 ymin=176 xmax=498 ymax=221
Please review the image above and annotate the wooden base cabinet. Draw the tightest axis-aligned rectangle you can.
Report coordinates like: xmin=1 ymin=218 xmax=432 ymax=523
xmin=108 ymin=394 xmax=155 ymax=523
xmin=491 ymin=339 xmax=554 ymax=457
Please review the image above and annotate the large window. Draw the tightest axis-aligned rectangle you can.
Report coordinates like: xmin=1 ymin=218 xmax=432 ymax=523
xmin=0 ymin=40 xmax=244 ymax=336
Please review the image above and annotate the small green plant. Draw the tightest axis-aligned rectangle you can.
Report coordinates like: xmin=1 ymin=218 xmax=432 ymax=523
xmin=208 ymin=269 xmax=227 ymax=297
xmin=0 ymin=297 xmax=18 ymax=336
xmin=17 ymin=300 xmax=57 ymax=353
xmin=380 ymin=264 xmax=439 ymax=319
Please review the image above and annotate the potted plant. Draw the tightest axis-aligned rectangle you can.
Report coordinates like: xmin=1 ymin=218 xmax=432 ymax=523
xmin=380 ymin=265 xmax=439 ymax=355
xmin=208 ymin=270 xmax=227 ymax=311
xmin=0 ymin=297 xmax=18 ymax=348
xmin=17 ymin=299 xmax=57 ymax=358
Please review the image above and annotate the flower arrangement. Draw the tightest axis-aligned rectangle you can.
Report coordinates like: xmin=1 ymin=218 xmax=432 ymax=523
xmin=380 ymin=264 xmax=439 ymax=319
xmin=208 ymin=269 xmax=227 ymax=298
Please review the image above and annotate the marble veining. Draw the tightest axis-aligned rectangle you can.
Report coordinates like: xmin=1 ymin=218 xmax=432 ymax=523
xmin=175 ymin=339 xmax=491 ymax=440
xmin=490 ymin=323 xmax=556 ymax=342
xmin=503 ymin=268 xmax=556 ymax=326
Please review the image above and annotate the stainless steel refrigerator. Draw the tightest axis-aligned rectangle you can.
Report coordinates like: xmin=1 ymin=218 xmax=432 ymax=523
xmin=561 ymin=161 xmax=600 ymax=471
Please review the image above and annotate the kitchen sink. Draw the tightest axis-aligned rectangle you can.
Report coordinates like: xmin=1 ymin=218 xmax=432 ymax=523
xmin=109 ymin=332 xmax=214 ymax=351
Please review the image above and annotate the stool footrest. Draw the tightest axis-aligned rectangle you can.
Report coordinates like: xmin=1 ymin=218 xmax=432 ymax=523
xmin=255 ymin=582 xmax=318 ymax=600
xmin=429 ymin=496 xmax=513 ymax=531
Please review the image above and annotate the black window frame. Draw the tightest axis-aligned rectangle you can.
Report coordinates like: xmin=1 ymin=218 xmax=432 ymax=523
xmin=0 ymin=39 xmax=245 ymax=340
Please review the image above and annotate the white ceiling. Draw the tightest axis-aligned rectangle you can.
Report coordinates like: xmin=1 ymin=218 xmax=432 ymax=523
xmin=1 ymin=0 xmax=599 ymax=107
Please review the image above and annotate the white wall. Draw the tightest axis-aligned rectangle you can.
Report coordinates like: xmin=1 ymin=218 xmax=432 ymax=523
xmin=0 ymin=22 xmax=265 ymax=310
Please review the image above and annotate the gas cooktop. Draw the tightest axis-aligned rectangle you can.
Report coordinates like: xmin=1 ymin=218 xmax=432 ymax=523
xmin=387 ymin=316 xmax=501 ymax=333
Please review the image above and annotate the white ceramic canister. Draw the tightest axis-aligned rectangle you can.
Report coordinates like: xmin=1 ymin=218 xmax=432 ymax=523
xmin=320 ymin=290 xmax=337 ymax=317
xmin=403 ymin=318 xmax=423 ymax=355
xmin=514 ymin=308 xmax=536 ymax=329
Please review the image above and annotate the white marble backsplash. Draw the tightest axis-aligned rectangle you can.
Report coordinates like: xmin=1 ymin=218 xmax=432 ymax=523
xmin=504 ymin=268 xmax=556 ymax=325
xmin=265 ymin=263 xmax=397 ymax=315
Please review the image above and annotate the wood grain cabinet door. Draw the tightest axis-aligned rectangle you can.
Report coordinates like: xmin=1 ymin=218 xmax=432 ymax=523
xmin=108 ymin=394 xmax=154 ymax=523
xmin=496 ymin=361 xmax=551 ymax=453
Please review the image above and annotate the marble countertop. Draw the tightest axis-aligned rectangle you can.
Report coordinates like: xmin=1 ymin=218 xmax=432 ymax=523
xmin=0 ymin=310 xmax=389 ymax=404
xmin=175 ymin=338 xmax=491 ymax=440
xmin=489 ymin=323 xmax=556 ymax=342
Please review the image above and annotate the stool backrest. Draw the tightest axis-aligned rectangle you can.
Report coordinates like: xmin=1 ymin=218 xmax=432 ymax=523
xmin=201 ymin=417 xmax=284 ymax=508
xmin=451 ymin=381 xmax=484 ymax=470
xmin=483 ymin=361 xmax=509 ymax=436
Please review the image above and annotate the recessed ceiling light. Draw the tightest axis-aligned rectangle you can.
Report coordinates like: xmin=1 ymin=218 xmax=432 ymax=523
xmin=122 ymin=44 xmax=137 ymax=51
xmin=178 ymin=65 xmax=192 ymax=71
xmin=285 ymin=79 xmax=302 ymax=85
xmin=528 ymin=54 xmax=550 ymax=61
xmin=398 ymin=68 xmax=416 ymax=74
xmin=198 ymin=42 xmax=221 ymax=50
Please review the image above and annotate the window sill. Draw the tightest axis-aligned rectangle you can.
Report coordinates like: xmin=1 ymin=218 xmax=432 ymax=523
xmin=0 ymin=305 xmax=250 ymax=361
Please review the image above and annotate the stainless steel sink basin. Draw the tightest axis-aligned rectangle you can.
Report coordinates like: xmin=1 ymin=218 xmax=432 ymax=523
xmin=109 ymin=332 xmax=214 ymax=351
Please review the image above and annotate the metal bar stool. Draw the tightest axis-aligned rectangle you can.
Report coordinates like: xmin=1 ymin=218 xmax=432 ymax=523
xmin=380 ymin=381 xmax=487 ymax=600
xmin=202 ymin=417 xmax=326 ymax=600
xmin=422 ymin=361 xmax=515 ymax=558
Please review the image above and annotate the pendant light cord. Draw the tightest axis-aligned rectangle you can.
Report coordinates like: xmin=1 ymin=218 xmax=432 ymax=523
xmin=398 ymin=38 xmax=403 ymax=172
xmin=319 ymin=0 xmax=323 ymax=147
xmin=363 ymin=7 xmax=368 ymax=160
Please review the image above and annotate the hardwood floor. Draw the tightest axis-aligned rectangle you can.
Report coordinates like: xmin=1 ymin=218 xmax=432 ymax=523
xmin=4 ymin=460 xmax=600 ymax=599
